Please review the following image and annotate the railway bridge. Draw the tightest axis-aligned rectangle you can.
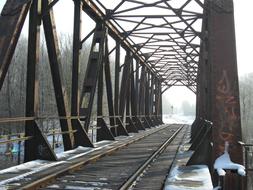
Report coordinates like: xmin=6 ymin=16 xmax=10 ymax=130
xmin=0 ymin=0 xmax=249 ymax=189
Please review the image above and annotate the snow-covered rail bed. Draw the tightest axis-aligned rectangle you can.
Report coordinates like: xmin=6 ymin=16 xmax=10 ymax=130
xmin=0 ymin=124 xmax=185 ymax=190
xmin=37 ymin=124 xmax=185 ymax=190
xmin=129 ymin=125 xmax=189 ymax=190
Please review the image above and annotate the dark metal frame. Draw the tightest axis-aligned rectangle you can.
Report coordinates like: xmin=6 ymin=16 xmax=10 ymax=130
xmin=0 ymin=0 xmax=245 ymax=189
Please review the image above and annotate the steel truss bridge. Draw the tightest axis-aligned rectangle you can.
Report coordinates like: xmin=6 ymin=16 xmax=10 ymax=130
xmin=0 ymin=0 xmax=248 ymax=189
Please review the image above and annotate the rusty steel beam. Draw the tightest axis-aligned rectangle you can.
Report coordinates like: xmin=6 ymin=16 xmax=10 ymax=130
xmin=81 ymin=0 xmax=164 ymax=82
xmin=96 ymin=47 xmax=115 ymax=141
xmin=25 ymin=0 xmax=57 ymax=162
xmin=71 ymin=0 xmax=93 ymax=148
xmin=130 ymin=57 xmax=145 ymax=131
xmin=42 ymin=0 xmax=74 ymax=151
xmin=112 ymin=41 xmax=129 ymax=136
xmin=208 ymin=0 xmax=244 ymax=188
xmin=104 ymin=38 xmax=116 ymax=130
xmin=0 ymin=0 xmax=31 ymax=90
xmin=71 ymin=0 xmax=82 ymax=133
xmin=0 ymin=3 xmax=245 ymax=187
xmin=79 ymin=22 xmax=106 ymax=131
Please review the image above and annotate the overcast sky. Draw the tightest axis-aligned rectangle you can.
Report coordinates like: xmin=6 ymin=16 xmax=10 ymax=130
xmin=0 ymin=0 xmax=252 ymax=111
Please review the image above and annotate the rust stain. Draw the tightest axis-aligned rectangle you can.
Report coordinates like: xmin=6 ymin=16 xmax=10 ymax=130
xmin=215 ymin=70 xmax=239 ymax=153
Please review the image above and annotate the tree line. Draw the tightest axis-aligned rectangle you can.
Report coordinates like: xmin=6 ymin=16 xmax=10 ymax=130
xmin=0 ymin=34 xmax=90 ymax=135
xmin=239 ymin=73 xmax=253 ymax=142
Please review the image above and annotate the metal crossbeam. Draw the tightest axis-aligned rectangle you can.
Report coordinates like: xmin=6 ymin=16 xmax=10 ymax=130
xmin=0 ymin=1 xmax=245 ymax=189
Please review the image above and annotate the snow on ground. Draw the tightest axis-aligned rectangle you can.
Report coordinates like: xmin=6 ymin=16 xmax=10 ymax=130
xmin=0 ymin=140 xmax=117 ymax=187
xmin=56 ymin=146 xmax=92 ymax=159
xmin=64 ymin=186 xmax=96 ymax=190
xmin=165 ymin=165 xmax=213 ymax=190
xmin=56 ymin=140 xmax=115 ymax=160
xmin=163 ymin=114 xmax=195 ymax=125
xmin=164 ymin=126 xmax=213 ymax=190
xmin=0 ymin=160 xmax=66 ymax=186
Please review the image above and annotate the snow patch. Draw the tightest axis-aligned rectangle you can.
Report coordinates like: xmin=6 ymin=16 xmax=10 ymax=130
xmin=164 ymin=165 xmax=213 ymax=190
xmin=57 ymin=140 xmax=116 ymax=160
xmin=56 ymin=146 xmax=92 ymax=159
xmin=66 ymin=143 xmax=115 ymax=161
xmin=47 ymin=184 xmax=60 ymax=188
xmin=94 ymin=140 xmax=113 ymax=147
xmin=0 ymin=161 xmax=65 ymax=185
xmin=214 ymin=142 xmax=245 ymax=176
xmin=0 ymin=160 xmax=49 ymax=174
xmin=65 ymin=186 xmax=98 ymax=190
xmin=71 ymin=181 xmax=108 ymax=186
xmin=163 ymin=114 xmax=194 ymax=125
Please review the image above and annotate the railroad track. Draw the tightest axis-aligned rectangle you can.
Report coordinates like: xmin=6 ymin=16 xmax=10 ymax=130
xmin=31 ymin=124 xmax=186 ymax=190
xmin=129 ymin=124 xmax=189 ymax=190
xmin=119 ymin=125 xmax=185 ymax=190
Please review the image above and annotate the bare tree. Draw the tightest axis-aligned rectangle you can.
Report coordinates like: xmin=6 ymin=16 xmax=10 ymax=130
xmin=239 ymin=73 xmax=253 ymax=142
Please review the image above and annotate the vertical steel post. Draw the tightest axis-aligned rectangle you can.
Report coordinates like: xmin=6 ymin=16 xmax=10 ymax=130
xmin=149 ymin=74 xmax=155 ymax=124
xmin=135 ymin=61 xmax=140 ymax=116
xmin=25 ymin=0 xmax=41 ymax=159
xmin=96 ymin=34 xmax=114 ymax=141
xmin=119 ymin=52 xmax=130 ymax=120
xmin=131 ymin=60 xmax=145 ymax=131
xmin=139 ymin=66 xmax=151 ymax=128
xmin=25 ymin=0 xmax=56 ymax=162
xmin=71 ymin=0 xmax=82 ymax=127
xmin=104 ymin=37 xmax=116 ymax=130
xmin=145 ymin=71 xmax=154 ymax=127
xmin=159 ymin=82 xmax=163 ymax=123
xmin=154 ymin=77 xmax=161 ymax=124
xmin=208 ymin=0 xmax=244 ymax=188
xmin=113 ymin=42 xmax=128 ymax=136
xmin=79 ymin=23 xmax=106 ymax=134
xmin=114 ymin=42 xmax=120 ymax=117
xmin=120 ymin=53 xmax=138 ymax=133
xmin=138 ymin=66 xmax=145 ymax=116
xmin=42 ymin=0 xmax=73 ymax=150
xmin=71 ymin=0 xmax=93 ymax=147
xmin=192 ymin=5 xmax=210 ymax=138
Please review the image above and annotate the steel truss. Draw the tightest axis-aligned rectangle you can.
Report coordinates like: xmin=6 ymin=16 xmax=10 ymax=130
xmin=0 ymin=0 xmax=245 ymax=189
xmin=0 ymin=0 xmax=164 ymax=161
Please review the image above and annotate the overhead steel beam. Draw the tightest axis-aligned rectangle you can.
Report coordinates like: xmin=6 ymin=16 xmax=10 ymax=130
xmin=0 ymin=0 xmax=31 ymax=90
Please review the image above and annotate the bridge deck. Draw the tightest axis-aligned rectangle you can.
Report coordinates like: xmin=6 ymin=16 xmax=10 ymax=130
xmin=41 ymin=125 xmax=186 ymax=190
xmin=131 ymin=125 xmax=188 ymax=190
xmin=0 ymin=124 xmax=188 ymax=190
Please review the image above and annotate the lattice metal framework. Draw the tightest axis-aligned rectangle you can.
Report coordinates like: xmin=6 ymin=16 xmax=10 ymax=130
xmin=0 ymin=0 xmax=245 ymax=189
xmin=85 ymin=0 xmax=204 ymax=93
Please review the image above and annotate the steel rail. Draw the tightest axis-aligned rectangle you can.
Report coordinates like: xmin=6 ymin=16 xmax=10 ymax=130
xmin=20 ymin=124 xmax=174 ymax=190
xmin=119 ymin=125 xmax=184 ymax=190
